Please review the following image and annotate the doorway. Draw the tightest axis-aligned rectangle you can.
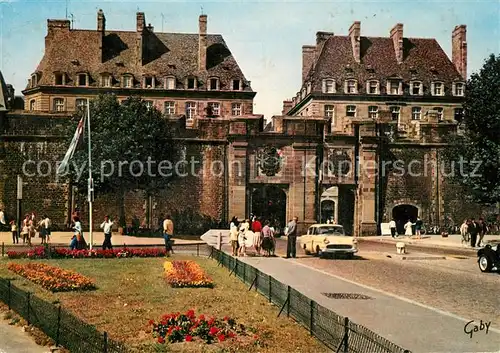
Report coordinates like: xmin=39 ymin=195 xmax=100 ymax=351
xmin=251 ymin=185 xmax=287 ymax=231
xmin=392 ymin=204 xmax=418 ymax=235
xmin=320 ymin=200 xmax=335 ymax=223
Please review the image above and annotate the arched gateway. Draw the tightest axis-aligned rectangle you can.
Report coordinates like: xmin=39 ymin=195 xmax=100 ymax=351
xmin=250 ymin=185 xmax=287 ymax=234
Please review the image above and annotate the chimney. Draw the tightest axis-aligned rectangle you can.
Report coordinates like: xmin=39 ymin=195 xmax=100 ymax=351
xmin=46 ymin=19 xmax=71 ymax=51
xmin=302 ymin=45 xmax=315 ymax=84
xmin=136 ymin=12 xmax=146 ymax=66
xmin=452 ymin=25 xmax=467 ymax=79
xmin=315 ymin=31 xmax=334 ymax=63
xmin=136 ymin=12 xmax=145 ymax=32
xmin=198 ymin=15 xmax=208 ymax=71
xmin=349 ymin=21 xmax=361 ymax=63
xmin=97 ymin=9 xmax=105 ymax=32
xmin=282 ymin=100 xmax=293 ymax=115
xmin=390 ymin=23 xmax=404 ymax=64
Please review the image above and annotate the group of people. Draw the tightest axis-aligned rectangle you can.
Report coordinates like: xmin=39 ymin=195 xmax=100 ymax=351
xmin=460 ymin=218 xmax=489 ymax=248
xmin=8 ymin=212 xmax=52 ymax=246
xmin=229 ymin=216 xmax=277 ymax=257
xmin=69 ymin=214 xmax=115 ymax=250
xmin=388 ymin=217 xmax=424 ymax=239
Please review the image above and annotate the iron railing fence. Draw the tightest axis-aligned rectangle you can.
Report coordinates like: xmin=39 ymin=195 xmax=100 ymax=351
xmin=210 ymin=246 xmax=410 ymax=353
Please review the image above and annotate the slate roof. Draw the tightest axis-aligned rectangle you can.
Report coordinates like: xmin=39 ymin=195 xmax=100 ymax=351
xmin=305 ymin=35 xmax=463 ymax=95
xmin=29 ymin=25 xmax=252 ymax=92
xmin=0 ymin=70 xmax=9 ymax=112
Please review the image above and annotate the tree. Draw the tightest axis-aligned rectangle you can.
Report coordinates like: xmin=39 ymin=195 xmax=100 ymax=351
xmin=447 ymin=54 xmax=500 ymax=205
xmin=66 ymin=94 xmax=183 ymax=226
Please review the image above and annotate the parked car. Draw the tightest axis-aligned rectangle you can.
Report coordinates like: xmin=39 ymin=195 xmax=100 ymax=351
xmin=477 ymin=242 xmax=500 ymax=272
xmin=299 ymin=224 xmax=357 ymax=259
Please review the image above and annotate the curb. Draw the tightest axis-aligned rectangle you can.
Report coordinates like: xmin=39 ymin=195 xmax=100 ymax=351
xmin=358 ymin=238 xmax=477 ymax=253
xmin=384 ymin=253 xmax=447 ymax=260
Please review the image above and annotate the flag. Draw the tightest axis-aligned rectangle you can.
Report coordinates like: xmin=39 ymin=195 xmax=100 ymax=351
xmin=57 ymin=117 xmax=85 ymax=175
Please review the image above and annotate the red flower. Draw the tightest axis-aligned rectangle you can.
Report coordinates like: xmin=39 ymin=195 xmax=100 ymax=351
xmin=208 ymin=317 xmax=215 ymax=326
xmin=209 ymin=327 xmax=219 ymax=336
xmin=217 ymin=334 xmax=226 ymax=342
xmin=198 ymin=315 xmax=205 ymax=321
xmin=185 ymin=335 xmax=193 ymax=342
xmin=186 ymin=309 xmax=195 ymax=318
xmin=158 ymin=336 xmax=165 ymax=344
xmin=223 ymin=316 xmax=229 ymax=321
xmin=228 ymin=332 xmax=236 ymax=338
xmin=148 ymin=319 xmax=155 ymax=325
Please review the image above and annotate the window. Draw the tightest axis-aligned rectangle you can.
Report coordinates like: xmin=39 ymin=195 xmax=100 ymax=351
xmin=144 ymin=76 xmax=154 ymax=88
xmin=209 ymin=78 xmax=219 ymax=91
xmin=346 ymin=80 xmax=357 ymax=94
xmin=410 ymin=81 xmax=422 ymax=95
xmin=390 ymin=106 xmax=400 ymax=121
xmin=231 ymin=103 xmax=242 ymax=116
xmin=207 ymin=102 xmax=220 ymax=116
xmin=76 ymin=98 xmax=88 ymax=112
xmin=346 ymin=105 xmax=356 ymax=117
xmin=306 ymin=82 xmax=312 ymax=94
xmin=144 ymin=100 xmax=154 ymax=110
xmin=54 ymin=73 xmax=65 ymax=85
xmin=432 ymin=82 xmax=444 ymax=96
xmin=77 ymin=73 xmax=87 ymax=86
xmin=367 ymin=81 xmax=379 ymax=94
xmin=101 ymin=75 xmax=112 ymax=87
xmin=164 ymin=101 xmax=175 ymax=116
xmin=232 ymin=79 xmax=241 ymax=91
xmin=53 ymin=98 xmax=65 ymax=112
xmin=165 ymin=77 xmax=176 ymax=90
xmin=454 ymin=108 xmax=464 ymax=121
xmin=454 ymin=82 xmax=465 ymax=96
xmin=187 ymin=78 xmax=196 ymax=89
xmin=29 ymin=99 xmax=36 ymax=111
xmin=368 ymin=106 xmax=378 ymax=119
xmin=322 ymin=79 xmax=335 ymax=93
xmin=434 ymin=107 xmax=443 ymax=120
xmin=412 ymin=107 xmax=422 ymax=120
xmin=122 ymin=75 xmax=133 ymax=88
xmin=388 ymin=80 xmax=400 ymax=95
xmin=185 ymin=102 xmax=196 ymax=118
xmin=324 ymin=105 xmax=334 ymax=118
xmin=31 ymin=74 xmax=37 ymax=87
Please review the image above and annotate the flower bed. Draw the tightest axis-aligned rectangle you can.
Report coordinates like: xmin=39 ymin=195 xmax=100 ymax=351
xmin=164 ymin=260 xmax=214 ymax=288
xmin=150 ymin=309 xmax=256 ymax=345
xmin=7 ymin=247 xmax=166 ymax=259
xmin=8 ymin=263 xmax=96 ymax=292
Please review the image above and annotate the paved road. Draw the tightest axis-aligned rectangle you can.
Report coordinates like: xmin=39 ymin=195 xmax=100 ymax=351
xmin=0 ymin=320 xmax=49 ymax=353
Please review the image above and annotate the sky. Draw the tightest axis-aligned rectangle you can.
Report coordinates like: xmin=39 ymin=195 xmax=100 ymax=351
xmin=0 ymin=0 xmax=499 ymax=118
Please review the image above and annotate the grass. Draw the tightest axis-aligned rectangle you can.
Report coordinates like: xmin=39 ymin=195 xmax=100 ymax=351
xmin=0 ymin=255 xmax=328 ymax=353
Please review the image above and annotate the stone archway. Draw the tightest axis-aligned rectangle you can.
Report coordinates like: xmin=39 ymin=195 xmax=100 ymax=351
xmin=320 ymin=186 xmax=339 ymax=224
xmin=392 ymin=204 xmax=419 ymax=235
xmin=250 ymin=185 xmax=287 ymax=232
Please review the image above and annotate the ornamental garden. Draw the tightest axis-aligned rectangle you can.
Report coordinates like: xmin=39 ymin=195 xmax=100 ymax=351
xmin=0 ymin=248 xmax=328 ymax=352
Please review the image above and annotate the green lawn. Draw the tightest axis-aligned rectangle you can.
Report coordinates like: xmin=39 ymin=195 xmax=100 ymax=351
xmin=0 ymin=256 xmax=328 ymax=353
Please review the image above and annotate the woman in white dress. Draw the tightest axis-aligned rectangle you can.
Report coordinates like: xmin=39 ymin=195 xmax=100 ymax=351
xmin=238 ymin=219 xmax=250 ymax=256
xmin=404 ymin=220 xmax=414 ymax=236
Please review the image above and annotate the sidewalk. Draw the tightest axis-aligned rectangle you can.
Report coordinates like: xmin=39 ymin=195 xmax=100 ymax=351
xmin=360 ymin=234 xmax=500 ymax=251
xmin=232 ymin=255 xmax=500 ymax=353
xmin=0 ymin=320 xmax=50 ymax=353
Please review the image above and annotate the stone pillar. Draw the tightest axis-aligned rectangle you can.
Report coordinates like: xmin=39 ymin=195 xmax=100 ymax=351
xmin=228 ymin=142 xmax=248 ymax=220
xmin=358 ymin=143 xmax=378 ymax=236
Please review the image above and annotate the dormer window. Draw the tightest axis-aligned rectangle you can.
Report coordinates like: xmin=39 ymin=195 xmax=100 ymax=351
xmin=77 ymin=73 xmax=88 ymax=86
xmin=143 ymin=76 xmax=155 ymax=89
xmin=186 ymin=77 xmax=197 ymax=90
xmin=387 ymin=80 xmax=402 ymax=95
xmin=345 ymin=80 xmax=357 ymax=94
xmin=54 ymin=72 xmax=66 ymax=86
xmin=306 ymin=82 xmax=312 ymax=94
xmin=165 ymin=76 xmax=176 ymax=90
xmin=453 ymin=82 xmax=465 ymax=96
xmin=322 ymin=79 xmax=336 ymax=93
xmin=432 ymin=82 xmax=444 ymax=96
xmin=367 ymin=80 xmax=379 ymax=94
xmin=122 ymin=75 xmax=133 ymax=88
xmin=410 ymin=81 xmax=423 ymax=95
xmin=232 ymin=79 xmax=241 ymax=91
xmin=30 ymin=73 xmax=38 ymax=88
xmin=101 ymin=74 xmax=112 ymax=87
xmin=209 ymin=78 xmax=219 ymax=91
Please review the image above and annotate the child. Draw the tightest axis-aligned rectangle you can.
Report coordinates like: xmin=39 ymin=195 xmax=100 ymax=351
xmin=10 ymin=220 xmax=18 ymax=244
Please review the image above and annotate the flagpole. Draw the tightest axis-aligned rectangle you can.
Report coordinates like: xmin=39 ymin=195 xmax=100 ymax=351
xmin=87 ymin=99 xmax=93 ymax=250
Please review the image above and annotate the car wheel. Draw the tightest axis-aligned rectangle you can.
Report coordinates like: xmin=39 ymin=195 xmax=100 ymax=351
xmin=346 ymin=253 xmax=354 ymax=260
xmin=303 ymin=244 xmax=310 ymax=255
xmin=316 ymin=245 xmax=322 ymax=258
xmin=478 ymin=255 xmax=493 ymax=272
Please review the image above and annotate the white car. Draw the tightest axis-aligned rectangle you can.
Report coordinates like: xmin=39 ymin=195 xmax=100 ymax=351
xmin=300 ymin=224 xmax=358 ymax=258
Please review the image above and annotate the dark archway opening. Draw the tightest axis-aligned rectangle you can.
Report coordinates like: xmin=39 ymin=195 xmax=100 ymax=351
xmin=251 ymin=185 xmax=287 ymax=233
xmin=320 ymin=200 xmax=335 ymax=224
xmin=392 ymin=204 xmax=418 ymax=235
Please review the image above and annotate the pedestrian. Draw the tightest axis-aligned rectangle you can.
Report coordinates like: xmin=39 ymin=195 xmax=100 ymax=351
xmin=252 ymin=216 xmax=263 ymax=256
xmin=229 ymin=216 xmax=239 ymax=256
xmin=261 ymin=220 xmax=275 ymax=257
xmin=238 ymin=219 xmax=249 ymax=257
xmin=100 ymin=215 xmax=114 ymax=250
xmin=38 ymin=215 xmax=50 ymax=245
xmin=460 ymin=219 xmax=469 ymax=245
xmin=389 ymin=218 xmax=397 ymax=238
xmin=477 ymin=218 xmax=488 ymax=247
xmin=70 ymin=216 xmax=85 ymax=250
xmin=285 ymin=216 xmax=298 ymax=258
xmin=10 ymin=220 xmax=18 ymax=244
xmin=0 ymin=208 xmax=6 ymax=231
xmin=404 ymin=219 xmax=413 ymax=237
xmin=415 ymin=217 xmax=423 ymax=239
xmin=163 ymin=215 xmax=174 ymax=256
xmin=21 ymin=215 xmax=30 ymax=246
xmin=469 ymin=218 xmax=478 ymax=248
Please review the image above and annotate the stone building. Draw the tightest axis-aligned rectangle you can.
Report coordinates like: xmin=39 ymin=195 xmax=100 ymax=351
xmin=0 ymin=13 xmax=483 ymax=236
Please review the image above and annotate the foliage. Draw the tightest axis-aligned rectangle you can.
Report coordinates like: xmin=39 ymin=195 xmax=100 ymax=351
xmin=444 ymin=54 xmax=500 ymax=204
xmin=7 ymin=263 xmax=95 ymax=292
xmin=164 ymin=260 xmax=214 ymax=288
xmin=7 ymin=246 xmax=167 ymax=259
xmin=172 ymin=208 xmax=222 ymax=235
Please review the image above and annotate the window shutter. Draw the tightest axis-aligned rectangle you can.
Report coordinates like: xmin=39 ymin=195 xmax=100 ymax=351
xmin=431 ymin=82 xmax=435 ymax=96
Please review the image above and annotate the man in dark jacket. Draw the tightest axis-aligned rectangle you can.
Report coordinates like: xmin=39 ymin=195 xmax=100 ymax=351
xmin=286 ymin=216 xmax=299 ymax=258
xmin=469 ymin=218 xmax=478 ymax=248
